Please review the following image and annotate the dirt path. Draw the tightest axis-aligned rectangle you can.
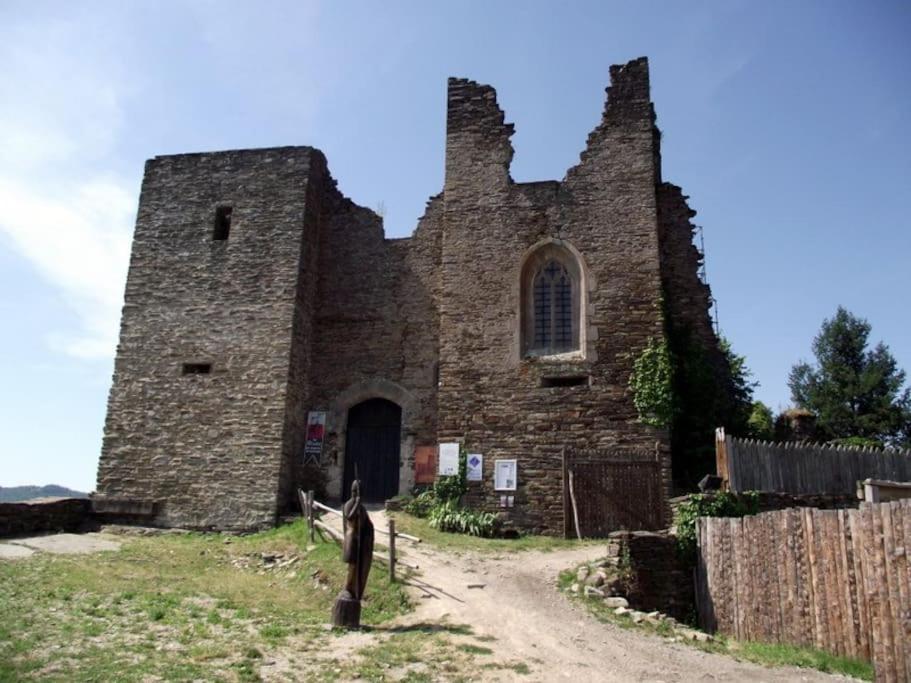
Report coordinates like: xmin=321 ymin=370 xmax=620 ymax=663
xmin=357 ymin=510 xmax=843 ymax=682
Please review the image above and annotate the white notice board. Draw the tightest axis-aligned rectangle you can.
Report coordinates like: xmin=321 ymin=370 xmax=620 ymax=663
xmin=494 ymin=459 xmax=517 ymax=491
xmin=438 ymin=442 xmax=460 ymax=476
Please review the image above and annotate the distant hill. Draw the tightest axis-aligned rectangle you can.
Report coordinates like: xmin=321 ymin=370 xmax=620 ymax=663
xmin=0 ymin=485 xmax=89 ymax=503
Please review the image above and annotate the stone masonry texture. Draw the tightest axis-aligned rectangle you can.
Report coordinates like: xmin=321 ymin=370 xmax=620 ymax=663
xmin=96 ymin=57 xmax=723 ymax=533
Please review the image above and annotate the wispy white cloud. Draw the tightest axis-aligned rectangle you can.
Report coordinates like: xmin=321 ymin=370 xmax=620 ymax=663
xmin=0 ymin=13 xmax=134 ymax=360
xmin=0 ymin=178 xmax=133 ymax=358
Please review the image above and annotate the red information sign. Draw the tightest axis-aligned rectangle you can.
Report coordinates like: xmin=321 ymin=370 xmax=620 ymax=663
xmin=414 ymin=446 xmax=437 ymax=484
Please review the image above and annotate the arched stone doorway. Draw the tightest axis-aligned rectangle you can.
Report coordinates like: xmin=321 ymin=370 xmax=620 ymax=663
xmin=343 ymin=398 xmax=402 ymax=503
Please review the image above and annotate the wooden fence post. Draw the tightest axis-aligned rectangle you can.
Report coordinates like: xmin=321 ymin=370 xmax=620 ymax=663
xmin=388 ymin=518 xmax=397 ymax=583
xmin=307 ymin=490 xmax=315 ymax=543
xmin=715 ymin=427 xmax=729 ymax=489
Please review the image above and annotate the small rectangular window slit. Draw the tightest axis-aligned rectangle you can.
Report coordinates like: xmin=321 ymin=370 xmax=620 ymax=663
xmin=182 ymin=363 xmax=212 ymax=375
xmin=541 ymin=375 xmax=588 ymax=388
xmin=213 ymin=206 xmax=232 ymax=241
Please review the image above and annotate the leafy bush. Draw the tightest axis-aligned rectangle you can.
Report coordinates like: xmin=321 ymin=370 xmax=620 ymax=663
xmin=406 ymin=444 xmax=499 ymax=537
xmin=674 ymin=491 xmax=759 ymax=559
xmin=403 ymin=490 xmax=437 ymax=518
xmin=827 ymin=436 xmax=884 ymax=449
xmin=428 ymin=500 xmax=498 ymax=538
xmin=433 ymin=448 xmax=467 ymax=502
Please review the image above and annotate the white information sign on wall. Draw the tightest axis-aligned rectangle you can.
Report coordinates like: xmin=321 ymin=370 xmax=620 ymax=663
xmin=494 ymin=459 xmax=517 ymax=491
xmin=466 ymin=453 xmax=483 ymax=481
xmin=438 ymin=442 xmax=460 ymax=476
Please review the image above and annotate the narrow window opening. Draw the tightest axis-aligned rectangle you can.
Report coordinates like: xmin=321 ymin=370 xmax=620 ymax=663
xmin=182 ymin=362 xmax=212 ymax=375
xmin=213 ymin=206 xmax=232 ymax=241
xmin=540 ymin=375 xmax=588 ymax=388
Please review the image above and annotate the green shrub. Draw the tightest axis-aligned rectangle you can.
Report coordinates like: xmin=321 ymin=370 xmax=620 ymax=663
xmin=433 ymin=447 xmax=467 ymax=503
xmin=408 ymin=444 xmax=498 ymax=538
xmin=428 ymin=500 xmax=498 ymax=538
xmin=674 ymin=491 xmax=759 ymax=559
xmin=403 ymin=490 xmax=437 ymax=518
xmin=827 ymin=436 xmax=884 ymax=449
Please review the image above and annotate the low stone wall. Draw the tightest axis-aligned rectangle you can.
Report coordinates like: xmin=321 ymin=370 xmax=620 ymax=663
xmin=606 ymin=530 xmax=693 ymax=621
xmin=591 ymin=494 xmax=860 ymax=623
xmin=0 ymin=498 xmax=92 ymax=538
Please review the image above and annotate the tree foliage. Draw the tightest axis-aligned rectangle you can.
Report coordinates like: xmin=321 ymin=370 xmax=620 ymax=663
xmin=788 ymin=307 xmax=911 ymax=446
xmin=665 ymin=327 xmax=756 ymax=489
xmin=747 ymin=401 xmax=775 ymax=441
xmin=720 ymin=337 xmax=757 ymax=432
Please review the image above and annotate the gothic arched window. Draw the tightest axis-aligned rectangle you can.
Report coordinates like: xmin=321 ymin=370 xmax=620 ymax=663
xmin=521 ymin=242 xmax=584 ymax=357
xmin=533 ymin=260 xmax=573 ymax=353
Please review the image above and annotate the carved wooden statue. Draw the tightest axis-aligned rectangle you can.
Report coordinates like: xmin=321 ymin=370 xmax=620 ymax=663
xmin=331 ymin=479 xmax=374 ymax=628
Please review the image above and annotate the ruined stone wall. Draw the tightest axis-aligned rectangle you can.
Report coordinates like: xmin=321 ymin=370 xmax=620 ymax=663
xmin=439 ymin=58 xmax=671 ymax=534
xmin=277 ymin=152 xmax=329 ymax=511
xmin=656 ymin=183 xmax=721 ymax=358
xmin=606 ymin=530 xmax=694 ymax=620
xmin=308 ymin=190 xmax=442 ymax=499
xmin=96 ymin=147 xmax=317 ymax=530
xmin=96 ymin=57 xmax=721 ymax=533
xmin=0 ymin=499 xmax=91 ymax=538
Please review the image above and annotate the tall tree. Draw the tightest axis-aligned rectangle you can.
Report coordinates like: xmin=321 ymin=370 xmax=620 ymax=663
xmin=788 ymin=307 xmax=911 ymax=446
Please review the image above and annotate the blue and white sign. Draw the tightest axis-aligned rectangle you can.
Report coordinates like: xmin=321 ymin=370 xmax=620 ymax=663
xmin=466 ymin=453 xmax=483 ymax=481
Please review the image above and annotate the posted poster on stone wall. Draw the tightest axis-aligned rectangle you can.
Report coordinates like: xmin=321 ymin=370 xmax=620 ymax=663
xmin=466 ymin=453 xmax=483 ymax=481
xmin=494 ymin=459 xmax=517 ymax=490
xmin=438 ymin=442 xmax=460 ymax=476
xmin=414 ymin=446 xmax=437 ymax=484
xmin=304 ymin=411 xmax=327 ymax=464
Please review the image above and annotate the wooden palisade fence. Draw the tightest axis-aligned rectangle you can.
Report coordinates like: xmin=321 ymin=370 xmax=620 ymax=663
xmin=715 ymin=427 xmax=911 ymax=495
xmin=298 ymin=490 xmax=419 ymax=582
xmin=696 ymin=500 xmax=911 ymax=681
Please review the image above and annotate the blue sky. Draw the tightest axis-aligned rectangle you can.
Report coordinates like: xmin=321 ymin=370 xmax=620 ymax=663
xmin=1 ymin=1 xmax=909 ymax=491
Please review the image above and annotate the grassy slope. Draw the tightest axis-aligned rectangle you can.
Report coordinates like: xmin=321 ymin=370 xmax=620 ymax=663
xmin=0 ymin=521 xmax=409 ymax=682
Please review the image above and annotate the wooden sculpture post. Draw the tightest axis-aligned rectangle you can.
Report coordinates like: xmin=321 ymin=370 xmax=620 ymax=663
xmin=332 ymin=479 xmax=374 ymax=629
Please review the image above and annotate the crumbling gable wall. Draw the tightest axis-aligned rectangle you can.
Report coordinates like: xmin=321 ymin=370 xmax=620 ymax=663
xmin=438 ymin=58 xmax=672 ymax=533
xmin=304 ymin=185 xmax=442 ymax=500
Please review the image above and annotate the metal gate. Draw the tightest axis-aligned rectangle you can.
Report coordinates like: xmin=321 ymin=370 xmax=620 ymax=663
xmin=563 ymin=448 xmax=665 ymax=538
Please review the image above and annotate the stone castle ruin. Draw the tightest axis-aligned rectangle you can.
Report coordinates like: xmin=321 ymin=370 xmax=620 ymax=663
xmin=95 ymin=57 xmax=724 ymax=534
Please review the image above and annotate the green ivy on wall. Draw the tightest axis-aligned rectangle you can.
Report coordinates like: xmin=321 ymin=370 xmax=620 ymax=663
xmin=629 ymin=337 xmax=675 ymax=429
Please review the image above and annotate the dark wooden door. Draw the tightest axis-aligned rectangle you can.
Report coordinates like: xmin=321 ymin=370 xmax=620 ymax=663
xmin=343 ymin=398 xmax=402 ymax=503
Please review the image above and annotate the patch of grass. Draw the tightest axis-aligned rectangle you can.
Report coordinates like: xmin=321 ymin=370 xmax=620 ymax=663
xmin=0 ymin=519 xmax=410 ymax=681
xmin=258 ymin=623 xmax=288 ymax=641
xmin=737 ymin=641 xmax=873 ymax=680
xmin=390 ymin=511 xmax=598 ymax=553
xmin=559 ymin=566 xmax=873 ymax=681
xmin=326 ymin=623 xmax=529 ymax=683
